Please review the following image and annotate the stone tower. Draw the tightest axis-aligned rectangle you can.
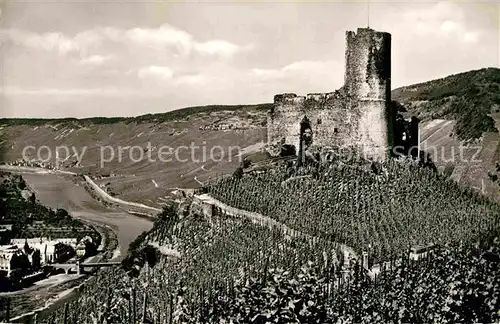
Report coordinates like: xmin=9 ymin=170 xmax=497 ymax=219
xmin=344 ymin=28 xmax=392 ymax=160
xmin=267 ymin=28 xmax=394 ymax=162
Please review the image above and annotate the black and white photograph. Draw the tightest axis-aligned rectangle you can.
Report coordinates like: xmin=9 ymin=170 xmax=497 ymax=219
xmin=0 ymin=0 xmax=499 ymax=322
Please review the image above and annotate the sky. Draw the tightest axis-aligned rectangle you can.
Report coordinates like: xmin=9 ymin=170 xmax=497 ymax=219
xmin=0 ymin=0 xmax=499 ymax=118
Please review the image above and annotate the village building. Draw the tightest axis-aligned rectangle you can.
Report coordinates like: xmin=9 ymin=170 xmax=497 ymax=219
xmin=0 ymin=245 xmax=24 ymax=277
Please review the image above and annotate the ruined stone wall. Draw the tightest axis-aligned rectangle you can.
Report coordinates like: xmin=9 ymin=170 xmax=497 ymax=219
xmin=267 ymin=28 xmax=393 ymax=161
xmin=268 ymin=93 xmax=306 ymax=151
xmin=302 ymin=92 xmax=357 ymax=151
xmin=268 ymin=92 xmax=359 ymax=154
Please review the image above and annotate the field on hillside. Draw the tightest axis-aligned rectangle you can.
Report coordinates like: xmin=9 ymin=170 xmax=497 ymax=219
xmin=393 ymin=68 xmax=500 ymax=201
xmin=5 ymin=110 xmax=500 ymax=207
xmin=3 ymin=68 xmax=500 ymax=207
xmin=28 ymin=205 xmax=344 ymax=323
xmin=418 ymin=119 xmax=500 ymax=199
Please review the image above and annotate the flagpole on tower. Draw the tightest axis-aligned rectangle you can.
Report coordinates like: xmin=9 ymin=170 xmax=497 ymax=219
xmin=367 ymin=1 xmax=370 ymax=28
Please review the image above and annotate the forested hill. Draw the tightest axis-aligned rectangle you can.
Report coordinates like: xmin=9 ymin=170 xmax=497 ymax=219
xmin=392 ymin=67 xmax=500 ymax=141
xmin=0 ymin=171 xmax=97 ymax=241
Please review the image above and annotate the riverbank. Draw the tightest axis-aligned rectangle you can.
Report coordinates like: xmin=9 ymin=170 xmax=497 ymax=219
xmin=83 ymin=175 xmax=162 ymax=214
xmin=0 ymin=165 xmax=77 ymax=176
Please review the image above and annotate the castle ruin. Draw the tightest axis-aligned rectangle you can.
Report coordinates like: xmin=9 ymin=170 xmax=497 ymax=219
xmin=267 ymin=28 xmax=399 ymax=162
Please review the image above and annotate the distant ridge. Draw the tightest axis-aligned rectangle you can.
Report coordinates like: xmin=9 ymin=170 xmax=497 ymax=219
xmin=0 ymin=103 xmax=273 ymax=127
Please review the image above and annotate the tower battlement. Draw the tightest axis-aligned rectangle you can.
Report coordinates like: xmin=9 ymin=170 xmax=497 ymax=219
xmin=344 ymin=28 xmax=391 ymax=101
xmin=273 ymin=93 xmax=306 ymax=105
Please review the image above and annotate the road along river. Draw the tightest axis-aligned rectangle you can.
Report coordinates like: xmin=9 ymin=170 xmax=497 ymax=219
xmin=20 ymin=172 xmax=154 ymax=260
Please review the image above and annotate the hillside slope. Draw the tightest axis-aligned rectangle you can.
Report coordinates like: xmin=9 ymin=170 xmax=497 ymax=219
xmin=0 ymin=105 xmax=269 ymax=207
xmin=207 ymin=158 xmax=500 ymax=262
xmin=2 ymin=68 xmax=500 ymax=205
xmin=393 ymin=68 xmax=500 ymax=200
xmin=26 ymin=160 xmax=500 ymax=323
xmin=393 ymin=67 xmax=500 ymax=141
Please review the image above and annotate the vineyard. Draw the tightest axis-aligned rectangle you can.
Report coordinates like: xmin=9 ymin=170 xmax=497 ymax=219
xmin=28 ymin=206 xmax=343 ymax=323
xmin=206 ymin=157 xmax=500 ymax=263
xmin=24 ymin=200 xmax=500 ymax=323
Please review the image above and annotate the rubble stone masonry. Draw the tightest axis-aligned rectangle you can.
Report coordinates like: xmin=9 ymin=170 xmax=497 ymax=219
xmin=267 ymin=28 xmax=393 ymax=161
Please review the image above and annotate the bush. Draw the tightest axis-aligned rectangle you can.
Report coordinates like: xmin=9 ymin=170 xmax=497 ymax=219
xmin=233 ymin=167 xmax=244 ymax=179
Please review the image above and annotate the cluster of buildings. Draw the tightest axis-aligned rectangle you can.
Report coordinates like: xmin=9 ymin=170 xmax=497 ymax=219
xmin=0 ymin=225 xmax=13 ymax=245
xmin=94 ymin=173 xmax=118 ymax=180
xmin=0 ymin=236 xmax=94 ymax=277
xmin=6 ymin=159 xmax=56 ymax=170
xmin=199 ymin=123 xmax=236 ymax=131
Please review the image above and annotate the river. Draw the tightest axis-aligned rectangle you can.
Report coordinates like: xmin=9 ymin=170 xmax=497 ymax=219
xmin=20 ymin=173 xmax=154 ymax=260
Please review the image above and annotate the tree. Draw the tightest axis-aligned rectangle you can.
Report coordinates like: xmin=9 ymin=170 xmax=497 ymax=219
xmin=0 ymin=187 xmax=7 ymax=199
xmin=444 ymin=163 xmax=455 ymax=178
xmin=233 ymin=167 xmax=244 ymax=179
xmin=10 ymin=254 xmax=30 ymax=274
xmin=280 ymin=144 xmax=296 ymax=157
xmin=23 ymin=240 xmax=30 ymax=255
xmin=31 ymin=250 xmax=41 ymax=270
xmin=18 ymin=178 xmax=27 ymax=190
xmin=242 ymin=159 xmax=251 ymax=169
xmin=29 ymin=193 xmax=36 ymax=205
xmin=55 ymin=208 xmax=69 ymax=219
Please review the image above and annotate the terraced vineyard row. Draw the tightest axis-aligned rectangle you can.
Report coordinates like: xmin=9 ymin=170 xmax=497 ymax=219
xmin=206 ymin=158 xmax=500 ymax=263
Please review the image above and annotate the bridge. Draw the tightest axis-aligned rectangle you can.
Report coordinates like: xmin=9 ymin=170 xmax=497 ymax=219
xmin=50 ymin=261 xmax=121 ymax=275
